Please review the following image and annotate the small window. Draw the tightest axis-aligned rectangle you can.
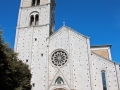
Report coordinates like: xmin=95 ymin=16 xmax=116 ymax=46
xmin=26 ymin=59 xmax=28 ymax=62
xmin=32 ymin=83 xmax=35 ymax=87
xmin=101 ymin=71 xmax=107 ymax=90
xmin=55 ymin=77 xmax=64 ymax=85
xmin=35 ymin=38 xmax=37 ymax=41
xmin=41 ymin=54 xmax=43 ymax=57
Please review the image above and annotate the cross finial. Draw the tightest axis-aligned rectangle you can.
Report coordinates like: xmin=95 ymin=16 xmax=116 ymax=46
xmin=63 ymin=22 xmax=65 ymax=26
xmin=63 ymin=18 xmax=66 ymax=26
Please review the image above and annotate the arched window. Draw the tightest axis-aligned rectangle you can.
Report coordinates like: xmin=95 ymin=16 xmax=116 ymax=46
xmin=30 ymin=12 xmax=39 ymax=26
xmin=35 ymin=14 xmax=39 ymax=25
xmin=32 ymin=0 xmax=40 ymax=6
xmin=101 ymin=71 xmax=107 ymax=90
xmin=30 ymin=15 xmax=34 ymax=26
xmin=37 ymin=0 xmax=40 ymax=5
xmin=55 ymin=77 xmax=64 ymax=85
xmin=32 ymin=0 xmax=35 ymax=6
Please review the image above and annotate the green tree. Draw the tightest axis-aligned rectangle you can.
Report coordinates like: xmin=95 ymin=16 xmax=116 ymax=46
xmin=0 ymin=29 xmax=31 ymax=90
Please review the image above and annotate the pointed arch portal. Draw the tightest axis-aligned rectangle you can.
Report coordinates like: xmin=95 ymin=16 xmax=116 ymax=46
xmin=55 ymin=77 xmax=64 ymax=85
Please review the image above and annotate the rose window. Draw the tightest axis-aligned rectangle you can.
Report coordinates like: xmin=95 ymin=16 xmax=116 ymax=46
xmin=51 ymin=50 xmax=68 ymax=67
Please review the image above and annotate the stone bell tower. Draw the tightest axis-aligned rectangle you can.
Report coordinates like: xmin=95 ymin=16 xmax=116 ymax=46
xmin=14 ymin=0 xmax=56 ymax=90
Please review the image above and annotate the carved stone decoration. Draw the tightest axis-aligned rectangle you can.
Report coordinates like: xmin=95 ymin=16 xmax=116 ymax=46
xmin=51 ymin=50 xmax=68 ymax=67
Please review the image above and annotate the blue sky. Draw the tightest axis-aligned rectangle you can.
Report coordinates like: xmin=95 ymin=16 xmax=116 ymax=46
xmin=0 ymin=0 xmax=120 ymax=63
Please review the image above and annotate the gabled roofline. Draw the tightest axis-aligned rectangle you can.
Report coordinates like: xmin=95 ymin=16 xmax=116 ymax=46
xmin=115 ymin=62 xmax=120 ymax=65
xmin=47 ymin=25 xmax=90 ymax=40
xmin=91 ymin=51 xmax=119 ymax=65
xmin=47 ymin=26 xmax=64 ymax=40
xmin=64 ymin=26 xmax=90 ymax=39
xmin=91 ymin=44 xmax=112 ymax=48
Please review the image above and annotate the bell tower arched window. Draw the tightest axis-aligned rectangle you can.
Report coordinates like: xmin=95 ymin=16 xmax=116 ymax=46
xmin=101 ymin=71 xmax=107 ymax=90
xmin=55 ymin=77 xmax=64 ymax=85
xmin=30 ymin=12 xmax=39 ymax=26
xmin=30 ymin=15 xmax=34 ymax=26
xmin=32 ymin=0 xmax=40 ymax=6
xmin=35 ymin=14 xmax=39 ymax=25
xmin=32 ymin=0 xmax=35 ymax=6
xmin=37 ymin=0 xmax=40 ymax=5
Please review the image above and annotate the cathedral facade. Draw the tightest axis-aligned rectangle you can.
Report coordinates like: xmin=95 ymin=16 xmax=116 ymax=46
xmin=14 ymin=0 xmax=120 ymax=90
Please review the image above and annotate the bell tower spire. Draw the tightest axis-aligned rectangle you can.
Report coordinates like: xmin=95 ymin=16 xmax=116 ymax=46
xmin=14 ymin=0 xmax=56 ymax=90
